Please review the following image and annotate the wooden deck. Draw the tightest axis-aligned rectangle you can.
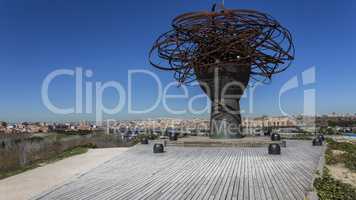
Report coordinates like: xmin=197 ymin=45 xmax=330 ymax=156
xmin=35 ymin=140 xmax=324 ymax=200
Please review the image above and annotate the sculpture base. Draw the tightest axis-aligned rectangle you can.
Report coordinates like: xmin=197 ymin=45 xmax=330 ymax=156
xmin=209 ymin=133 xmax=244 ymax=139
xmin=167 ymin=136 xmax=285 ymax=148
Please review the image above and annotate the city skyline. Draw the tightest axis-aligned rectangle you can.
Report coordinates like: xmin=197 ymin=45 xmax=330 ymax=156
xmin=0 ymin=0 xmax=355 ymax=122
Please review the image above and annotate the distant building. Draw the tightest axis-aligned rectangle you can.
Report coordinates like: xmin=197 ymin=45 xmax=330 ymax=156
xmin=242 ymin=116 xmax=297 ymax=128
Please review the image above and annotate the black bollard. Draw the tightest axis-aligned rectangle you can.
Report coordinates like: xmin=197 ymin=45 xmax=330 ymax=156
xmin=268 ymin=143 xmax=281 ymax=155
xmin=312 ymin=138 xmax=323 ymax=146
xmin=271 ymin=133 xmax=281 ymax=141
xmin=153 ymin=143 xmax=164 ymax=153
xmin=169 ymin=132 xmax=178 ymax=141
xmin=318 ymin=134 xmax=325 ymax=141
xmin=141 ymin=137 xmax=148 ymax=144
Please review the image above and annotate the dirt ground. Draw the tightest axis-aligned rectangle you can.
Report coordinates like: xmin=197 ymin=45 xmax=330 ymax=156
xmin=328 ymin=164 xmax=356 ymax=188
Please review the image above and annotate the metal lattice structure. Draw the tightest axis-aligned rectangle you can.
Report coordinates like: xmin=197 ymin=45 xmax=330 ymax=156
xmin=149 ymin=4 xmax=294 ymax=138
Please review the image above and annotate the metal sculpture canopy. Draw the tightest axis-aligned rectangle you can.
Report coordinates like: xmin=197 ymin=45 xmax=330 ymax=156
xmin=149 ymin=4 xmax=294 ymax=138
xmin=149 ymin=4 xmax=294 ymax=84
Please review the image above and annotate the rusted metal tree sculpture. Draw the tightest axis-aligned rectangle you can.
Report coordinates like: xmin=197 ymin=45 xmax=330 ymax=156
xmin=149 ymin=4 xmax=294 ymax=138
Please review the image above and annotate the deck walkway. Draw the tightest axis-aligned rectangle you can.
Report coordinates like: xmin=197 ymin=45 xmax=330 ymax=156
xmin=35 ymin=140 xmax=323 ymax=200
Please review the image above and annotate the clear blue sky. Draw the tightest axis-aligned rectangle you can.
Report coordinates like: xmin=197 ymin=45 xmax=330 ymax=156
xmin=0 ymin=0 xmax=355 ymax=122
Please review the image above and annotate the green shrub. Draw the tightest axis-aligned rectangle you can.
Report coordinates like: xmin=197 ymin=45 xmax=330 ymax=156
xmin=325 ymin=148 xmax=338 ymax=165
xmin=291 ymin=133 xmax=313 ymax=140
xmin=325 ymin=137 xmax=335 ymax=144
xmin=28 ymin=136 xmax=44 ymax=142
xmin=328 ymin=140 xmax=355 ymax=153
xmin=314 ymin=168 xmax=356 ymax=200
xmin=344 ymin=153 xmax=356 ymax=171
xmin=325 ymin=138 xmax=356 ymax=172
xmin=147 ymin=133 xmax=158 ymax=140
xmin=316 ymin=138 xmax=356 ymax=200
xmin=137 ymin=133 xmax=158 ymax=141
xmin=80 ymin=143 xmax=97 ymax=149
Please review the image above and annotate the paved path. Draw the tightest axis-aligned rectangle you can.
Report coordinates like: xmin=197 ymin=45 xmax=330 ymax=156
xmin=34 ymin=140 xmax=323 ymax=200
xmin=0 ymin=148 xmax=128 ymax=200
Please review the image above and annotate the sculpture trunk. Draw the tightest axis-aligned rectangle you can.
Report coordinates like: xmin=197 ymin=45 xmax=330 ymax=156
xmin=210 ymin=97 xmax=242 ymax=138
xmin=197 ymin=64 xmax=251 ymax=138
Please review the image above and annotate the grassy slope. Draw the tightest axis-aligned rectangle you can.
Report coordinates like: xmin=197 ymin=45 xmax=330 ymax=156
xmin=0 ymin=146 xmax=89 ymax=180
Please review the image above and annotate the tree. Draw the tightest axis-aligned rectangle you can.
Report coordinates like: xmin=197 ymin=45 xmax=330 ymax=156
xmin=1 ymin=121 xmax=7 ymax=127
xmin=325 ymin=127 xmax=337 ymax=135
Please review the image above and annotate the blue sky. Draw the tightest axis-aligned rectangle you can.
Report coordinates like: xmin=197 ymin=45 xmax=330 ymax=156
xmin=0 ymin=0 xmax=355 ymax=122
